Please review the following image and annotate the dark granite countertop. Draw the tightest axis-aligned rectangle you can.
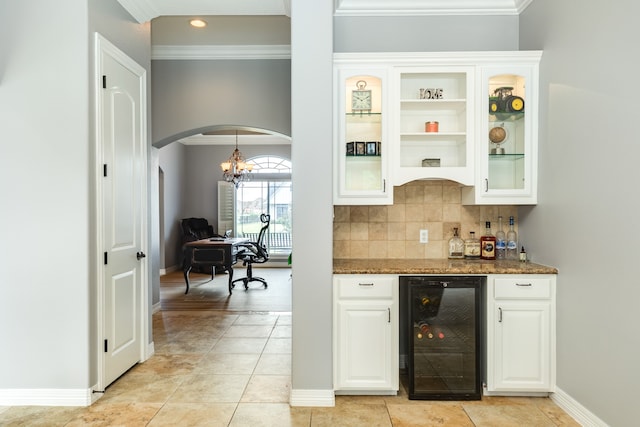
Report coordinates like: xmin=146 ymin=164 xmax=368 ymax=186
xmin=333 ymin=258 xmax=558 ymax=275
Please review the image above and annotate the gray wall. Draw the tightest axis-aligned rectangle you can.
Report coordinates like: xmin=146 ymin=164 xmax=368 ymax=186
xmin=334 ymin=15 xmax=519 ymax=52
xmin=519 ymin=1 xmax=639 ymax=425
xmin=152 ymin=59 xmax=292 ymax=146
xmin=0 ymin=0 xmax=150 ymax=391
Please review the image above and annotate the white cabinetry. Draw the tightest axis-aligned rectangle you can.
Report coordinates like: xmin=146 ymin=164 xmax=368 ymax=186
xmin=334 ymin=64 xmax=392 ymax=205
xmin=486 ymin=275 xmax=556 ymax=394
xmin=333 ymin=275 xmax=399 ymax=394
xmin=462 ymin=52 xmax=542 ymax=205
xmin=393 ymin=65 xmax=475 ymax=185
xmin=334 ymin=52 xmax=542 ymax=206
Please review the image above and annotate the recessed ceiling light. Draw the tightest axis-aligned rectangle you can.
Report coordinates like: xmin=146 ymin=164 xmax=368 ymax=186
xmin=189 ymin=19 xmax=207 ymax=28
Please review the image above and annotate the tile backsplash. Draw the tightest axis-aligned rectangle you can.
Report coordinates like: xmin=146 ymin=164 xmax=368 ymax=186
xmin=333 ymin=180 xmax=518 ymax=259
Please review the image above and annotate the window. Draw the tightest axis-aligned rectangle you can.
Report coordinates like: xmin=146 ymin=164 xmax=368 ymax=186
xmin=235 ymin=156 xmax=292 ymax=258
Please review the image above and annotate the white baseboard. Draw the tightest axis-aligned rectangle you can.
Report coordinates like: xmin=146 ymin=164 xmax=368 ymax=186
xmin=290 ymin=389 xmax=335 ymax=407
xmin=145 ymin=341 xmax=155 ymax=361
xmin=152 ymin=301 xmax=161 ymax=314
xmin=160 ymin=264 xmax=179 ymax=275
xmin=0 ymin=388 xmax=93 ymax=406
xmin=551 ymin=387 xmax=609 ymax=427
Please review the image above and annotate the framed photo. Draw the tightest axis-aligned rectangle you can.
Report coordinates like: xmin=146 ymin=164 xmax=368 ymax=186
xmin=366 ymin=141 xmax=378 ymax=156
xmin=346 ymin=141 xmax=355 ymax=156
xmin=355 ymin=141 xmax=366 ymax=156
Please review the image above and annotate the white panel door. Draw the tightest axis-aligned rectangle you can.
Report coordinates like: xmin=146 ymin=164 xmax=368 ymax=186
xmin=97 ymin=34 xmax=147 ymax=388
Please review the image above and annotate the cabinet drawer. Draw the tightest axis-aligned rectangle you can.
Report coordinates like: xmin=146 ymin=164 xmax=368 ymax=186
xmin=335 ymin=276 xmax=395 ymax=299
xmin=494 ymin=277 xmax=551 ymax=299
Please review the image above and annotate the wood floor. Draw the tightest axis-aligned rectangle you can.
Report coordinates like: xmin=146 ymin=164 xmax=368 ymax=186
xmin=160 ymin=267 xmax=292 ymax=312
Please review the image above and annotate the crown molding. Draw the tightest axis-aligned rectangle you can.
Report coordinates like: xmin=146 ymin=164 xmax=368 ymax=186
xmin=152 ymin=44 xmax=291 ymax=60
xmin=117 ymin=0 xmax=160 ymax=23
xmin=334 ymin=0 xmax=533 ymax=16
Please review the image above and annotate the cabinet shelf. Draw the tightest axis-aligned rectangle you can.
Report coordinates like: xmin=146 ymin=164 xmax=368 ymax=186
xmin=489 ymin=153 xmax=524 ymax=160
xmin=401 ymin=132 xmax=466 ymax=138
xmin=346 ymin=112 xmax=382 ymax=117
xmin=489 ymin=112 xmax=524 ymax=122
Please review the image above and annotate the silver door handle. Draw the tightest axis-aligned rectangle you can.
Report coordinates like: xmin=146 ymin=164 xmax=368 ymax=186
xmin=136 ymin=251 xmax=146 ymax=260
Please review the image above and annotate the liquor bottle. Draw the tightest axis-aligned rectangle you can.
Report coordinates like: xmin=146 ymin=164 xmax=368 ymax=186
xmin=481 ymin=221 xmax=496 ymax=260
xmin=520 ymin=246 xmax=527 ymax=262
xmin=464 ymin=231 xmax=480 ymax=259
xmin=506 ymin=216 xmax=518 ymax=260
xmin=448 ymin=227 xmax=464 ymax=259
xmin=495 ymin=216 xmax=506 ymax=260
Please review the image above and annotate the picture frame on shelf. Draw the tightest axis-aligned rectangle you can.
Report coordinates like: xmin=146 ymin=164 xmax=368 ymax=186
xmin=355 ymin=141 xmax=366 ymax=156
xmin=366 ymin=141 xmax=378 ymax=155
xmin=346 ymin=141 xmax=355 ymax=156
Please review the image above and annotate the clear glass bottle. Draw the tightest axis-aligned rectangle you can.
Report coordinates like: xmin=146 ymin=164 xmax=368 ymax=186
xmin=448 ymin=227 xmax=464 ymax=259
xmin=495 ymin=216 xmax=506 ymax=260
xmin=464 ymin=231 xmax=480 ymax=259
xmin=506 ymin=216 xmax=518 ymax=260
xmin=481 ymin=221 xmax=496 ymax=260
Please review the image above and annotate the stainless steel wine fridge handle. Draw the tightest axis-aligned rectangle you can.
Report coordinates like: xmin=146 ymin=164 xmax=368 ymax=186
xmin=498 ymin=307 xmax=503 ymax=322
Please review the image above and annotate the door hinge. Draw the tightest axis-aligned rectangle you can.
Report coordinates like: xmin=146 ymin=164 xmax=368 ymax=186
xmin=104 ymin=339 xmax=108 ymax=352
xmin=103 ymin=164 xmax=107 ymax=177
xmin=102 ymin=75 xmax=106 ymax=89
xmin=104 ymin=252 xmax=108 ymax=265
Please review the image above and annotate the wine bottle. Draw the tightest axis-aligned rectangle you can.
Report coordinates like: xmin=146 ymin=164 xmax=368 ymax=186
xmin=481 ymin=221 xmax=496 ymax=260
xmin=417 ymin=321 xmax=433 ymax=339
xmin=506 ymin=216 xmax=518 ymax=260
xmin=495 ymin=216 xmax=506 ymax=260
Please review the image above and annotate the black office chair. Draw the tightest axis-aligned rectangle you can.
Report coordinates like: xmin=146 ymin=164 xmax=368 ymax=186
xmin=232 ymin=214 xmax=270 ymax=290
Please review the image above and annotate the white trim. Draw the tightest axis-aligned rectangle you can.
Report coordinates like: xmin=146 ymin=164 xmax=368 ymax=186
xmin=289 ymin=389 xmax=335 ymax=407
xmin=179 ymin=134 xmax=291 ymax=146
xmin=334 ymin=0 xmax=531 ymax=16
xmin=334 ymin=51 xmax=542 ymax=66
xmin=152 ymin=301 xmax=162 ymax=313
xmin=152 ymin=45 xmax=291 ymax=60
xmin=116 ymin=0 xmax=159 ymax=23
xmin=551 ymin=387 xmax=610 ymax=427
xmin=160 ymin=264 xmax=180 ymax=275
xmin=0 ymin=388 xmax=94 ymax=407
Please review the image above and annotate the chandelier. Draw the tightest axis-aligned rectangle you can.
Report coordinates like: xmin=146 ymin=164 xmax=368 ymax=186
xmin=220 ymin=130 xmax=253 ymax=187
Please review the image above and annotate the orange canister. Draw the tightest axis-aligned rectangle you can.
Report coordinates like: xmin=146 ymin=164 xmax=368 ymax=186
xmin=425 ymin=121 xmax=439 ymax=132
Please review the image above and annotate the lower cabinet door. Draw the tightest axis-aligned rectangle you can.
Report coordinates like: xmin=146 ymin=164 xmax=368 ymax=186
xmin=491 ymin=301 xmax=552 ymax=392
xmin=334 ymin=301 xmax=394 ymax=391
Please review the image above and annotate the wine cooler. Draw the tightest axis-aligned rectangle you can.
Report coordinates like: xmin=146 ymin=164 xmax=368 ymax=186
xmin=402 ymin=276 xmax=483 ymax=400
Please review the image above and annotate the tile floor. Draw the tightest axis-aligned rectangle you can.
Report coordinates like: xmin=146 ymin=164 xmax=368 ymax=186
xmin=0 ymin=309 xmax=580 ymax=426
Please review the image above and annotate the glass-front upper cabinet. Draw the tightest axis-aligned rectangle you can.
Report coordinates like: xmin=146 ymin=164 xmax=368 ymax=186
xmin=462 ymin=53 xmax=541 ymax=205
xmin=334 ymin=65 xmax=391 ymax=205
xmin=392 ymin=66 xmax=475 ymax=186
